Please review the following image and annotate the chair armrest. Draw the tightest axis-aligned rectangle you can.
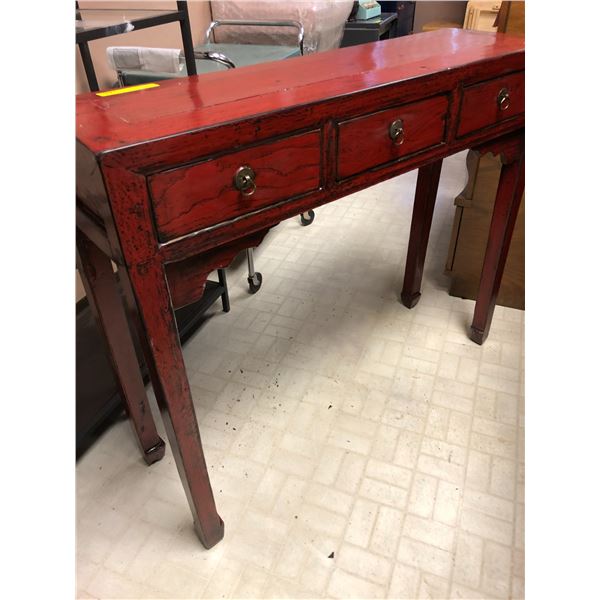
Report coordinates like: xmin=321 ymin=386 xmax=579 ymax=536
xmin=193 ymin=50 xmax=236 ymax=69
xmin=205 ymin=19 xmax=305 ymax=55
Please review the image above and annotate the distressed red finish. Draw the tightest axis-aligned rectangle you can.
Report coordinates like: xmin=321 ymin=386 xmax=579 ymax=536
xmin=469 ymin=132 xmax=525 ymax=344
xmin=457 ymin=70 xmax=525 ymax=137
xmin=149 ymin=131 xmax=322 ymax=241
xmin=76 ymin=29 xmax=525 ymax=548
xmin=76 ymin=231 xmax=165 ymax=465
xmin=337 ymin=95 xmax=448 ymax=179
xmin=400 ymin=159 xmax=444 ymax=309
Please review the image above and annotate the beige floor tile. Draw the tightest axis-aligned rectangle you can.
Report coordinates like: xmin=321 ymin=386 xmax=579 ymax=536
xmin=388 ymin=562 xmax=420 ymax=599
xmin=397 ymin=536 xmax=453 ymax=579
xmin=328 ymin=567 xmax=386 ymax=599
xmin=452 ymin=531 xmax=484 ymax=590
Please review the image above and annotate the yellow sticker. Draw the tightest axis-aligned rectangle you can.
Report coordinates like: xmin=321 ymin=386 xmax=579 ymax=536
xmin=96 ymin=83 xmax=160 ymax=97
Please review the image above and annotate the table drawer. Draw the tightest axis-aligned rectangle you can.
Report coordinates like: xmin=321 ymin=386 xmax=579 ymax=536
xmin=337 ymin=95 xmax=449 ymax=180
xmin=457 ymin=71 xmax=524 ymax=137
xmin=149 ymin=131 xmax=322 ymax=241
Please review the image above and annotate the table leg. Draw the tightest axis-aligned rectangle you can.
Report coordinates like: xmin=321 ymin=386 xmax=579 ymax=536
xmin=470 ymin=149 xmax=525 ymax=345
xmin=401 ymin=159 xmax=443 ymax=308
xmin=76 ymin=232 xmax=165 ymax=465
xmin=121 ymin=259 xmax=224 ymax=549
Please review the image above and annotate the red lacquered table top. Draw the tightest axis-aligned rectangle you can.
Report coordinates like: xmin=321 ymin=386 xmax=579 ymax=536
xmin=76 ymin=28 xmax=524 ymax=155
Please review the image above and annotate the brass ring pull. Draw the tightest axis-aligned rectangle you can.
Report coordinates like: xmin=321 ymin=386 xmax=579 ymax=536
xmin=234 ymin=165 xmax=256 ymax=196
xmin=497 ymin=87 xmax=510 ymax=111
xmin=389 ymin=119 xmax=405 ymax=145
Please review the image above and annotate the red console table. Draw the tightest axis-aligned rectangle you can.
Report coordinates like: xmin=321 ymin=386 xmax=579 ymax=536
xmin=76 ymin=29 xmax=525 ymax=548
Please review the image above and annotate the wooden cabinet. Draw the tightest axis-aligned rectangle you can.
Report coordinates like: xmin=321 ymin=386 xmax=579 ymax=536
xmin=463 ymin=1 xmax=501 ymax=31
xmin=341 ymin=12 xmax=399 ymax=47
xmin=445 ymin=151 xmax=524 ymax=310
xmin=497 ymin=1 xmax=525 ymax=35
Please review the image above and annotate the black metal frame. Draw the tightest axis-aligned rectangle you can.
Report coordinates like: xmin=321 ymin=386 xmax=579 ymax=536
xmin=76 ymin=1 xmax=197 ymax=92
xmin=341 ymin=12 xmax=399 ymax=48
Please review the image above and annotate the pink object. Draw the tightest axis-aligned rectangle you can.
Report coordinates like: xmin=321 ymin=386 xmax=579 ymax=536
xmin=209 ymin=0 xmax=354 ymax=53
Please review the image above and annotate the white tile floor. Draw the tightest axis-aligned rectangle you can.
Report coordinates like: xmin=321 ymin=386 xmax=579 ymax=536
xmin=76 ymin=150 xmax=524 ymax=600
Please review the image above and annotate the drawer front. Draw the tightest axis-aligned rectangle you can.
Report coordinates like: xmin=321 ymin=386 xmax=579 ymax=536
xmin=457 ymin=71 xmax=524 ymax=137
xmin=149 ymin=131 xmax=322 ymax=241
xmin=337 ymin=95 xmax=449 ymax=180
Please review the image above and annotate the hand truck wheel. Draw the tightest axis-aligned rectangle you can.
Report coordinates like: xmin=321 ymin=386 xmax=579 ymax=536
xmin=300 ymin=210 xmax=315 ymax=226
xmin=247 ymin=272 xmax=263 ymax=294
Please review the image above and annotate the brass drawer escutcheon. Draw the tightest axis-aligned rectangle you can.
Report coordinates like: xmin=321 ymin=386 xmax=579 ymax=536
xmin=234 ymin=165 xmax=257 ymax=196
xmin=389 ymin=119 xmax=406 ymax=145
xmin=497 ymin=87 xmax=510 ymax=111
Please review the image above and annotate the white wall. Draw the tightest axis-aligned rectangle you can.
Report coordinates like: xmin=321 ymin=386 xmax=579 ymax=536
xmin=413 ymin=1 xmax=468 ymax=32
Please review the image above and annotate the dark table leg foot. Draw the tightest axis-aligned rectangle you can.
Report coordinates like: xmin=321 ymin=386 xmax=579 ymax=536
xmin=122 ymin=259 xmax=225 ymax=549
xmin=400 ymin=290 xmax=422 ymax=309
xmin=76 ymin=231 xmax=165 ymax=463
xmin=143 ymin=438 xmax=166 ymax=465
xmin=469 ymin=325 xmax=487 ymax=346
xmin=470 ymin=133 xmax=525 ymax=344
xmin=194 ymin=517 xmax=225 ymax=548
xmin=401 ymin=159 xmax=443 ymax=308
